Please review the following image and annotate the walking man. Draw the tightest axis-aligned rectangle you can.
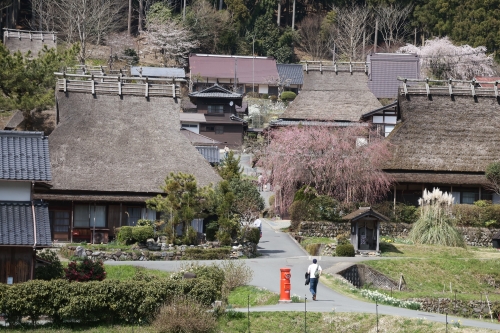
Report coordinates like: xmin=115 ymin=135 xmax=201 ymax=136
xmin=307 ymin=259 xmax=322 ymax=300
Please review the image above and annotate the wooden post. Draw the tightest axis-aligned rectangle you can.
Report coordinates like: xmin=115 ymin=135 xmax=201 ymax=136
xmin=118 ymin=76 xmax=122 ymax=96
xmin=145 ymin=77 xmax=149 ymax=97
xmin=448 ymin=78 xmax=453 ymax=96
xmin=277 ymin=1 xmax=281 ymax=26
xmin=471 ymin=78 xmax=476 ymax=96
xmin=139 ymin=0 xmax=143 ymax=32
xmin=91 ymin=74 xmax=95 ymax=95
xmin=63 ymin=71 xmax=67 ymax=92
xmin=495 ymin=81 xmax=499 ymax=98
xmin=291 ymin=0 xmax=296 ymax=30
xmin=425 ymin=78 xmax=430 ymax=96
xmin=128 ymin=0 xmax=132 ymax=35
xmin=403 ymin=78 xmax=408 ymax=95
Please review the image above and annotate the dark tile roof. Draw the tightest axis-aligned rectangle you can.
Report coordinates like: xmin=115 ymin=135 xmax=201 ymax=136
xmin=0 ymin=201 xmax=51 ymax=247
xmin=0 ymin=130 xmax=52 ymax=181
xmin=277 ymin=64 xmax=304 ymax=85
xmin=361 ymin=101 xmax=398 ymax=119
xmin=181 ymin=128 xmax=222 ymax=145
xmin=341 ymin=207 xmax=389 ymax=222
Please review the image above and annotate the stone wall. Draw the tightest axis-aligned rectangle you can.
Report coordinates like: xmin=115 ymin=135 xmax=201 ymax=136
xmin=338 ymin=264 xmax=402 ymax=290
xmin=410 ymin=297 xmax=499 ymax=319
xmin=298 ymin=221 xmax=500 ymax=247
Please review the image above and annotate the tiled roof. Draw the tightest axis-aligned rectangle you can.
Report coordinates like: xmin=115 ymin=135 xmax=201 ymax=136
xmin=474 ymin=76 xmax=500 ymax=88
xmin=277 ymin=64 xmax=304 ymax=85
xmin=181 ymin=128 xmax=221 ymax=145
xmin=180 ymin=113 xmax=206 ymax=123
xmin=130 ymin=66 xmax=185 ymax=78
xmin=270 ymin=119 xmax=369 ymax=127
xmin=0 ymin=201 xmax=51 ymax=246
xmin=0 ymin=130 xmax=52 ymax=181
xmin=189 ymin=84 xmax=242 ymax=99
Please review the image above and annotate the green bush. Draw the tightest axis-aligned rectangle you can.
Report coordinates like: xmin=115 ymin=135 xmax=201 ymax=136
xmin=289 ymin=200 xmax=309 ymax=230
xmin=64 ymin=259 xmax=106 ymax=282
xmin=35 ymin=249 xmax=64 ymax=281
xmin=0 ymin=278 xmax=219 ymax=325
xmin=452 ymin=204 xmax=483 ymax=227
xmin=132 ymin=226 xmax=154 ymax=243
xmin=137 ymin=219 xmax=154 ymax=227
xmin=247 ymin=227 xmax=261 ymax=244
xmin=183 ymin=248 xmax=231 ymax=260
xmin=117 ymin=226 xmax=133 ymax=244
xmin=308 ymin=195 xmax=341 ymax=222
xmin=336 ymin=244 xmax=355 ymax=257
xmin=261 ymin=93 xmax=269 ymax=99
xmin=269 ymin=95 xmax=278 ymax=102
xmin=280 ymin=91 xmax=297 ymax=101
xmin=183 ymin=226 xmax=198 ymax=245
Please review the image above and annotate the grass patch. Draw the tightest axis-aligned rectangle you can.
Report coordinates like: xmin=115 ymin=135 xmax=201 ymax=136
xmin=300 ymin=237 xmax=336 ymax=247
xmin=104 ymin=265 xmax=170 ymax=281
xmin=65 ymin=242 xmax=134 ymax=251
xmin=363 ymin=257 xmax=500 ymax=301
xmin=227 ymin=286 xmax=279 ymax=308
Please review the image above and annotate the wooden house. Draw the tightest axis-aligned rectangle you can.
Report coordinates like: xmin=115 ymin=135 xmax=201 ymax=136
xmin=277 ymin=64 xmax=303 ymax=94
xmin=384 ymin=78 xmax=500 ymax=206
xmin=280 ymin=63 xmax=382 ymax=123
xmin=34 ymin=74 xmax=220 ymax=243
xmin=0 ymin=130 xmax=52 ymax=283
xmin=189 ymin=54 xmax=279 ymax=95
xmin=188 ymin=84 xmax=247 ymax=149
xmin=342 ymin=207 xmax=389 ymax=252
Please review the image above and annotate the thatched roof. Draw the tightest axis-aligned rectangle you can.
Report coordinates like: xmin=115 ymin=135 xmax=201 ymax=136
xmin=385 ymin=94 xmax=500 ymax=181
xmin=282 ymin=71 xmax=382 ymax=121
xmin=49 ymin=91 xmax=220 ymax=192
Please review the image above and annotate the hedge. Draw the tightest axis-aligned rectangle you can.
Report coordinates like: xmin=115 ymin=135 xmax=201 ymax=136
xmin=182 ymin=247 xmax=231 ymax=260
xmin=0 ymin=278 xmax=218 ymax=326
xmin=336 ymin=244 xmax=355 ymax=257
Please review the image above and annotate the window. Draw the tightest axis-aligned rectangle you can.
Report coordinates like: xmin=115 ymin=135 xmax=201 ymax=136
xmin=127 ymin=207 xmax=142 ymax=226
xmin=208 ymin=105 xmax=224 ymax=114
xmin=74 ymin=205 xmax=106 ymax=227
xmin=50 ymin=211 xmax=70 ymax=233
xmin=462 ymin=191 xmax=477 ymax=204
xmin=205 ymin=126 xmax=215 ymax=131
xmin=181 ymin=124 xmax=197 ymax=128
xmin=215 ymin=126 xmax=224 ymax=134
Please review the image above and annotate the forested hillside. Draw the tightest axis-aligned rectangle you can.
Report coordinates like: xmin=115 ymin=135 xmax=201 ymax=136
xmin=1 ymin=0 xmax=495 ymax=65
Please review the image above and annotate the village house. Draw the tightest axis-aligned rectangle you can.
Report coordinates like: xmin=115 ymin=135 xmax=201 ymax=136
xmin=384 ymin=78 xmax=500 ymax=206
xmin=34 ymin=73 xmax=220 ymax=243
xmin=189 ymin=53 xmax=280 ymax=95
xmin=276 ymin=63 xmax=303 ymax=94
xmin=130 ymin=66 xmax=186 ymax=79
xmin=187 ymin=84 xmax=247 ymax=149
xmin=0 ymin=130 xmax=52 ymax=283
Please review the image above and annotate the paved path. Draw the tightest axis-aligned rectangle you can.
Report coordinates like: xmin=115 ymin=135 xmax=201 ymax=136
xmin=106 ymin=219 xmax=500 ymax=331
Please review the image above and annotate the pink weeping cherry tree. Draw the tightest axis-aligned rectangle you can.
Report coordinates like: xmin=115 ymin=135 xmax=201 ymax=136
xmin=258 ymin=125 xmax=393 ymax=212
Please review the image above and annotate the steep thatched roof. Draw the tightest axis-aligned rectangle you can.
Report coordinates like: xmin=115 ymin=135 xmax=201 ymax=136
xmin=385 ymin=94 xmax=500 ymax=182
xmin=49 ymin=91 xmax=220 ymax=192
xmin=281 ymin=71 xmax=382 ymax=121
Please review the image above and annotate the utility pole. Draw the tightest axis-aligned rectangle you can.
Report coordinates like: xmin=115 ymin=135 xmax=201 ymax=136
xmin=277 ymin=0 xmax=281 ymax=26
xmin=139 ymin=0 xmax=143 ymax=32
xmin=374 ymin=19 xmax=378 ymax=53
xmin=252 ymin=35 xmax=255 ymax=94
xmin=219 ymin=0 xmax=223 ymax=10
xmin=291 ymin=0 xmax=296 ymax=30
xmin=128 ymin=0 xmax=132 ymax=35
xmin=183 ymin=0 xmax=186 ymax=20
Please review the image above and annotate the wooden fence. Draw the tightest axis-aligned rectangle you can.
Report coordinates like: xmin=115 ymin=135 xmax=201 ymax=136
xmin=398 ymin=77 xmax=500 ymax=97
xmin=55 ymin=73 xmax=183 ymax=97
xmin=3 ymin=28 xmax=57 ymax=42
xmin=301 ymin=61 xmax=369 ymax=74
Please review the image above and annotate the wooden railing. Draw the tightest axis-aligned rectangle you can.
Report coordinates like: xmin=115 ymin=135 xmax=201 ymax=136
xmin=301 ymin=61 xmax=369 ymax=74
xmin=55 ymin=73 xmax=184 ymax=97
xmin=398 ymin=77 xmax=500 ymax=97
xmin=3 ymin=28 xmax=57 ymax=42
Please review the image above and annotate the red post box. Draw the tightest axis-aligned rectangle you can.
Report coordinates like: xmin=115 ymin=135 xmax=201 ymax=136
xmin=279 ymin=267 xmax=292 ymax=303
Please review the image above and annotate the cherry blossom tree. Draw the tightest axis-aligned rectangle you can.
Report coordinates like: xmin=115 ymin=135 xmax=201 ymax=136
xmin=258 ymin=126 xmax=393 ymax=212
xmin=398 ymin=37 xmax=496 ymax=80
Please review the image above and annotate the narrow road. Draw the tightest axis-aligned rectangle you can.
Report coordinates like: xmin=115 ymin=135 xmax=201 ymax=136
xmin=107 ymin=220 xmax=500 ymax=331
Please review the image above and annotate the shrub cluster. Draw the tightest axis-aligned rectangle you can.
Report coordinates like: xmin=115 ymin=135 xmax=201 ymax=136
xmin=117 ymin=226 xmax=154 ymax=245
xmin=372 ymin=201 xmax=418 ymax=223
xmin=35 ymin=249 xmax=64 ymax=281
xmin=182 ymin=248 xmax=231 ymax=260
xmin=247 ymin=227 xmax=261 ymax=244
xmin=452 ymin=203 xmax=500 ymax=227
xmin=64 ymin=259 xmax=106 ymax=282
xmin=336 ymin=244 xmax=355 ymax=257
xmin=280 ymin=91 xmax=296 ymax=101
xmin=0 ymin=278 xmax=218 ymax=326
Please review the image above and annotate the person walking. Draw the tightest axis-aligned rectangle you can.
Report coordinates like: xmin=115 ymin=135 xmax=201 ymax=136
xmin=257 ymin=174 xmax=263 ymax=191
xmin=307 ymin=259 xmax=322 ymax=300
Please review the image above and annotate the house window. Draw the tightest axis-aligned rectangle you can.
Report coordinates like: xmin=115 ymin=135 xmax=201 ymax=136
xmin=74 ymin=205 xmax=106 ymax=227
xmin=206 ymin=126 xmax=215 ymax=131
xmin=462 ymin=191 xmax=477 ymax=204
xmin=50 ymin=211 xmax=70 ymax=233
xmin=127 ymin=207 xmax=142 ymax=226
xmin=215 ymin=126 xmax=224 ymax=134
xmin=181 ymin=124 xmax=197 ymax=128
xmin=208 ymin=105 xmax=224 ymax=114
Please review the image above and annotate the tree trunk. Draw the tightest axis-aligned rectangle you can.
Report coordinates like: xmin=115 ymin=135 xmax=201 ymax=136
xmin=277 ymin=1 xmax=281 ymax=26
xmin=374 ymin=19 xmax=378 ymax=53
xmin=291 ymin=0 xmax=296 ymax=29
xmin=128 ymin=0 xmax=132 ymax=35
xmin=139 ymin=0 xmax=143 ymax=32
xmin=219 ymin=0 xmax=223 ymax=10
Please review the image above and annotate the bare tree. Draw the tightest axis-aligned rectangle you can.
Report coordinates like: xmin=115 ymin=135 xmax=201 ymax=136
xmin=30 ymin=0 xmax=125 ymax=63
xmin=298 ymin=15 xmax=332 ymax=60
xmin=142 ymin=19 xmax=199 ymax=66
xmin=329 ymin=5 xmax=370 ymax=61
xmin=375 ymin=4 xmax=413 ymax=51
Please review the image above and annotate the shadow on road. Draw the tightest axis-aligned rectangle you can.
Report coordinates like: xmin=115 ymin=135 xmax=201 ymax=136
xmin=258 ymin=249 xmax=286 ymax=254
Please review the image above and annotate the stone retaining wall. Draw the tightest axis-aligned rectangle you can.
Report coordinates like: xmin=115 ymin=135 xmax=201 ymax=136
xmin=410 ymin=297 xmax=499 ymax=319
xmin=298 ymin=221 xmax=500 ymax=247
xmin=338 ymin=264 xmax=402 ymax=290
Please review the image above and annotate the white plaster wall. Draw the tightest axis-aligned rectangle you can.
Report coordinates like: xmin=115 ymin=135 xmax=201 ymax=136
xmin=258 ymin=84 xmax=269 ymax=94
xmin=0 ymin=181 xmax=31 ymax=201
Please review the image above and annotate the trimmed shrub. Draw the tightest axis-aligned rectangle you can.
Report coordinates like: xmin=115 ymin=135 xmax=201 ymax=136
xmin=247 ymin=227 xmax=261 ymax=244
xmin=452 ymin=204 xmax=483 ymax=227
xmin=0 ymin=278 xmax=219 ymax=325
xmin=336 ymin=244 xmax=355 ymax=257
xmin=280 ymin=91 xmax=297 ymax=101
xmin=132 ymin=226 xmax=154 ymax=243
xmin=289 ymin=200 xmax=309 ymax=230
xmin=117 ymin=226 xmax=133 ymax=244
xmin=64 ymin=259 xmax=106 ymax=282
xmin=152 ymin=296 xmax=217 ymax=333
xmin=183 ymin=247 xmax=231 ymax=260
xmin=35 ymin=249 xmax=64 ymax=281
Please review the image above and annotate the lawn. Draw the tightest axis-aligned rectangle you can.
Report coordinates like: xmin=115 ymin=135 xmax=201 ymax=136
xmin=104 ymin=265 xmax=170 ymax=281
xmin=227 ymin=285 xmax=280 ymax=308
xmin=6 ymin=312 xmax=497 ymax=332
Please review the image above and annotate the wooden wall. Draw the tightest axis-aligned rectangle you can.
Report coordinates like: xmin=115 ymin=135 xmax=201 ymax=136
xmin=0 ymin=247 xmax=34 ymax=284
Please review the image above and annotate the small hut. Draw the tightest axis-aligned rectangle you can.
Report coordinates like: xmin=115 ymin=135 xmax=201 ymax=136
xmin=341 ymin=207 xmax=389 ymax=252
xmin=493 ymin=231 xmax=500 ymax=249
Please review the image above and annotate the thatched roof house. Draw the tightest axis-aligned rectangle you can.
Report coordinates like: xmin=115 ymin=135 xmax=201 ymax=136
xmin=385 ymin=92 xmax=500 ymax=205
xmin=36 ymin=91 xmax=220 ymax=242
xmin=281 ymin=71 xmax=382 ymax=122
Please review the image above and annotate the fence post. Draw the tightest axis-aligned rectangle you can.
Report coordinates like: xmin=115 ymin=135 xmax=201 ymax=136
xmin=304 ymin=294 xmax=307 ymax=333
xmin=91 ymin=74 xmax=95 ymax=95
xmin=145 ymin=77 xmax=149 ymax=98
xmin=118 ymin=76 xmax=122 ymax=96
xmin=376 ymin=299 xmax=379 ymax=332
xmin=248 ymin=294 xmax=250 ymax=333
